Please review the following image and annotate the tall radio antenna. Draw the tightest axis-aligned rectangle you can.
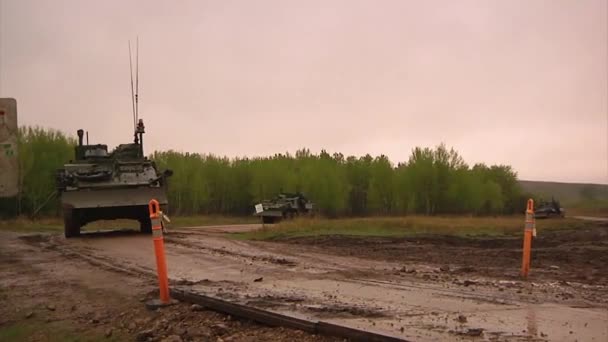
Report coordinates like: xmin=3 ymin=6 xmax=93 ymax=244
xmin=128 ymin=37 xmax=139 ymax=131
xmin=135 ymin=36 xmax=139 ymax=125
xmin=128 ymin=40 xmax=136 ymax=131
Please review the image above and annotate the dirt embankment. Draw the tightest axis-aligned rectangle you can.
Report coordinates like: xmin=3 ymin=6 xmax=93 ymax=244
xmin=278 ymin=222 xmax=608 ymax=285
xmin=0 ymin=233 xmax=336 ymax=342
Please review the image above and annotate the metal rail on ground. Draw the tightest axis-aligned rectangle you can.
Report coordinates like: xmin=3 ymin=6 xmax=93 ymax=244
xmin=171 ymin=289 xmax=409 ymax=342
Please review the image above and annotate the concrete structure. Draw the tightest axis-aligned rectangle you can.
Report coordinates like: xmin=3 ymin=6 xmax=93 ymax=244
xmin=0 ymin=98 xmax=18 ymax=197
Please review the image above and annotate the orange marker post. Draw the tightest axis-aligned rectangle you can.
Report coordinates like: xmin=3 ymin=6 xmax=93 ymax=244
xmin=521 ymin=199 xmax=535 ymax=278
xmin=149 ymin=199 xmax=170 ymax=304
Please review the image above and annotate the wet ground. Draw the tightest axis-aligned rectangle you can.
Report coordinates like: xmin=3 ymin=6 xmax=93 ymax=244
xmin=0 ymin=231 xmax=336 ymax=342
xmin=2 ymin=219 xmax=607 ymax=341
xmin=281 ymin=223 xmax=608 ymax=286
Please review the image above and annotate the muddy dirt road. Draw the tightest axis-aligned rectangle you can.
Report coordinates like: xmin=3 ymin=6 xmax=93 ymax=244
xmin=5 ymin=221 xmax=606 ymax=341
xmin=0 ymin=231 xmax=338 ymax=342
xmin=0 ymin=220 xmax=608 ymax=341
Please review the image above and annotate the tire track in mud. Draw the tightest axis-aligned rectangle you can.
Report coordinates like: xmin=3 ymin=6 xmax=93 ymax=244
xmin=19 ymin=234 xmax=229 ymax=289
xmin=17 ymin=231 xmax=608 ymax=341
xmin=160 ymin=239 xmax=520 ymax=334
xmin=20 ymin=234 xmax=156 ymax=280
xmin=166 ymin=232 xmax=398 ymax=277
xmin=21 ymin=232 xmax=608 ymax=310
xmin=18 ymin=233 xmax=392 ymax=322
xmin=20 ymin=233 xmax=407 ymax=339
xmin=164 ymin=234 xmax=299 ymax=268
xmin=164 ymin=232 xmax=608 ymax=310
xmin=161 ymin=235 xmax=410 ymax=320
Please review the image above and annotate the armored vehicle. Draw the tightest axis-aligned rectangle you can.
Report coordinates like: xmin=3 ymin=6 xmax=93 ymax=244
xmin=534 ymin=198 xmax=565 ymax=219
xmin=254 ymin=192 xmax=314 ymax=224
xmin=56 ymin=121 xmax=172 ymax=237
xmin=55 ymin=40 xmax=172 ymax=237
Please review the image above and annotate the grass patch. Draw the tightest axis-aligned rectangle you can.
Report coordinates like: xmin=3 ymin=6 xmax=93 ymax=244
xmin=566 ymin=199 xmax=608 ymax=217
xmin=0 ymin=320 xmax=115 ymax=342
xmin=170 ymin=215 xmax=258 ymax=228
xmin=0 ymin=217 xmax=63 ymax=233
xmin=0 ymin=217 xmax=139 ymax=234
xmin=0 ymin=215 xmax=257 ymax=233
xmin=234 ymin=216 xmax=592 ymax=241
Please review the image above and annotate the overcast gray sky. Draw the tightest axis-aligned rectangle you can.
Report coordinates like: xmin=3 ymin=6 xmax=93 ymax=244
xmin=1 ymin=0 xmax=606 ymax=183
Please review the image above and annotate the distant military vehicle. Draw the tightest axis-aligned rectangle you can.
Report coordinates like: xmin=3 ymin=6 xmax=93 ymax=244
xmin=535 ymin=198 xmax=565 ymax=219
xmin=55 ymin=41 xmax=172 ymax=237
xmin=0 ymin=98 xmax=18 ymax=198
xmin=56 ymin=123 xmax=172 ymax=237
xmin=254 ymin=192 xmax=314 ymax=224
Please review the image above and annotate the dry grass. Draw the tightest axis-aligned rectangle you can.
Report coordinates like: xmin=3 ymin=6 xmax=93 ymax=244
xmin=566 ymin=200 xmax=608 ymax=217
xmin=0 ymin=217 xmax=140 ymax=233
xmin=0 ymin=215 xmax=257 ymax=234
xmin=235 ymin=215 xmax=591 ymax=240
xmin=0 ymin=320 xmax=120 ymax=342
xmin=519 ymin=180 xmax=608 ymax=205
xmin=0 ymin=217 xmax=63 ymax=233
xmin=170 ymin=215 xmax=257 ymax=228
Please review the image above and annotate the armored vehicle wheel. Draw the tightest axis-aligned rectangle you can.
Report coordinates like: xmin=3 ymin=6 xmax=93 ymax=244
xmin=140 ymin=216 xmax=152 ymax=234
xmin=63 ymin=208 xmax=81 ymax=238
xmin=262 ymin=216 xmax=276 ymax=224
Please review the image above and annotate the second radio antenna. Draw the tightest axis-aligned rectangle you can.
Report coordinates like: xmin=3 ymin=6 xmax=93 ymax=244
xmin=128 ymin=38 xmax=139 ymax=137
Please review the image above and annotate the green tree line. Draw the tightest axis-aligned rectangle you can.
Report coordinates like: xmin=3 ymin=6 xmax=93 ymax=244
xmin=0 ymin=127 xmax=75 ymax=217
xmin=1 ymin=126 xmax=528 ymax=218
xmin=153 ymin=146 xmax=527 ymax=216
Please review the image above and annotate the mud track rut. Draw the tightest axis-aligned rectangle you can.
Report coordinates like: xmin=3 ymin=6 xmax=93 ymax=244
xmin=22 ymin=226 xmax=608 ymax=341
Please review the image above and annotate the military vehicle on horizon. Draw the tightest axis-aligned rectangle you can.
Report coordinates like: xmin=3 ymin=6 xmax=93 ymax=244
xmin=254 ymin=192 xmax=314 ymax=224
xmin=534 ymin=198 xmax=565 ymax=219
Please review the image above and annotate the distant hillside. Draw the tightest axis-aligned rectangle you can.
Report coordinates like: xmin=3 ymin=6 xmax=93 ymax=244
xmin=519 ymin=180 xmax=608 ymax=205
